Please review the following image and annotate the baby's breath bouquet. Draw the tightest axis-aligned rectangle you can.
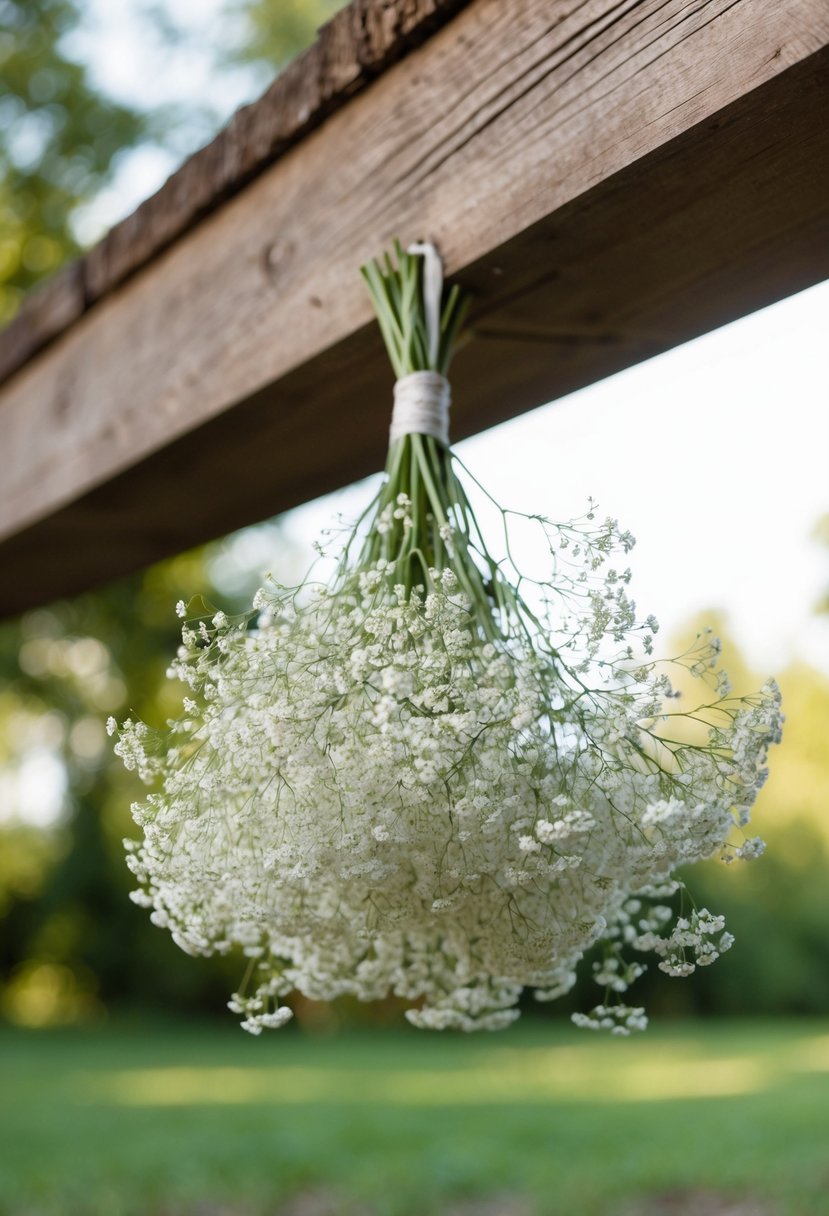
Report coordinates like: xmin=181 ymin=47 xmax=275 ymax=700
xmin=111 ymin=243 xmax=782 ymax=1035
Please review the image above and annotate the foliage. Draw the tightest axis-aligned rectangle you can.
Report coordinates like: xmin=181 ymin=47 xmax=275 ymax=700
xmin=680 ymin=657 xmax=829 ymax=1016
xmin=566 ymin=626 xmax=829 ymax=1021
xmin=224 ymin=0 xmax=344 ymax=72
xmin=0 ymin=555 xmax=243 ymax=1026
xmin=0 ymin=0 xmax=147 ymax=321
xmin=0 ymin=0 xmax=345 ymax=326
xmin=0 ymin=0 xmax=358 ymax=1027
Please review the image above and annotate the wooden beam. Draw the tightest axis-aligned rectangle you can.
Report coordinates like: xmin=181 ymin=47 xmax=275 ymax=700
xmin=1 ymin=0 xmax=827 ymax=616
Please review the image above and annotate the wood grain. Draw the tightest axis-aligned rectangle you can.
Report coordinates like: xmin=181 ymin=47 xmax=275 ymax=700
xmin=0 ymin=262 xmax=85 ymax=386
xmin=0 ymin=0 xmax=827 ymax=615
xmin=0 ymin=0 xmax=471 ymax=384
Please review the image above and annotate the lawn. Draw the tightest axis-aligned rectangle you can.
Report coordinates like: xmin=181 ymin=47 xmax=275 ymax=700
xmin=0 ymin=1018 xmax=827 ymax=1216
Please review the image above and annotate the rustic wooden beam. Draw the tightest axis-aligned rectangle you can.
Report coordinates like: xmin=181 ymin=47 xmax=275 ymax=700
xmin=1 ymin=0 xmax=827 ymax=616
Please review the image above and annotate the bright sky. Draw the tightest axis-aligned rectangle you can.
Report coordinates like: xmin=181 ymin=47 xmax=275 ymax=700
xmin=68 ymin=0 xmax=269 ymax=242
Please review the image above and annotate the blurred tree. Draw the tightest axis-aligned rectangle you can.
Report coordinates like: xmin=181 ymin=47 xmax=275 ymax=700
xmin=0 ymin=0 xmax=344 ymax=1027
xmin=0 ymin=519 xmax=310 ymax=1026
xmin=0 ymin=0 xmax=349 ymax=325
xmin=543 ymin=613 xmax=829 ymax=1023
xmin=611 ymin=619 xmax=829 ymax=1019
xmin=0 ymin=0 xmax=148 ymax=322
xmin=0 ymin=555 xmax=244 ymax=1024
xmin=224 ymin=0 xmax=343 ymax=73
xmin=675 ymin=640 xmax=829 ymax=1016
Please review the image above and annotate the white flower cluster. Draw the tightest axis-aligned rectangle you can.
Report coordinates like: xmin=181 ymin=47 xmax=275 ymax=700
xmin=571 ymin=1003 xmax=649 ymax=1036
xmin=649 ymin=909 xmax=735 ymax=977
xmin=113 ymin=505 xmax=782 ymax=1035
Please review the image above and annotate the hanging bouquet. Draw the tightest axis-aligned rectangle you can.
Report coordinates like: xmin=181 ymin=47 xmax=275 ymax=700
xmin=111 ymin=243 xmax=781 ymax=1035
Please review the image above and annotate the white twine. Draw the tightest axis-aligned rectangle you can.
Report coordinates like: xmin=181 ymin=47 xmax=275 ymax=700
xmin=390 ymin=370 xmax=451 ymax=445
xmin=408 ymin=240 xmax=443 ymax=368
xmin=389 ymin=241 xmax=451 ymax=445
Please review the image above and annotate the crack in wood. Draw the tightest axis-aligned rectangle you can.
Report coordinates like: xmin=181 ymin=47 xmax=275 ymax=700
xmin=369 ymin=0 xmax=736 ymax=237
xmin=389 ymin=0 xmax=648 ymax=193
xmin=513 ymin=0 xmax=748 ymax=173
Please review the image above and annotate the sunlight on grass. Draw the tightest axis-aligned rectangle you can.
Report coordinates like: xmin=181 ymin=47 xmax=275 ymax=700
xmin=76 ymin=1032 xmax=826 ymax=1107
xmin=3 ymin=1022 xmax=828 ymax=1216
xmin=791 ymin=1033 xmax=829 ymax=1071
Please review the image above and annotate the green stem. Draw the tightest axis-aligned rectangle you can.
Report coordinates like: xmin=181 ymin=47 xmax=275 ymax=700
xmin=358 ymin=244 xmax=517 ymax=642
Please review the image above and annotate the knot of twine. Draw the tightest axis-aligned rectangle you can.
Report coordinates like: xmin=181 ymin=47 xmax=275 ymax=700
xmin=389 ymin=241 xmax=451 ymax=445
xmin=390 ymin=370 xmax=451 ymax=445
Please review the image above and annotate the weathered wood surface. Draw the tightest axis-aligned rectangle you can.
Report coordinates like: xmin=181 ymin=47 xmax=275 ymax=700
xmin=0 ymin=0 xmax=471 ymax=385
xmin=1 ymin=0 xmax=828 ymax=616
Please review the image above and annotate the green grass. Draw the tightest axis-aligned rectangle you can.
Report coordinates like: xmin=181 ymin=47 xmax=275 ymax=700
xmin=1 ymin=1018 xmax=827 ymax=1215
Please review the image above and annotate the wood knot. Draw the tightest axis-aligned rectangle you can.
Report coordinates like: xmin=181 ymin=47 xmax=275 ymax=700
xmin=262 ymin=238 xmax=295 ymax=282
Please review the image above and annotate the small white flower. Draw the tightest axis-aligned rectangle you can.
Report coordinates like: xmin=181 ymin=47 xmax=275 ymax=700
xmin=735 ymin=836 xmax=766 ymax=861
xmin=518 ymin=835 xmax=541 ymax=854
xmin=116 ymin=486 xmax=781 ymax=1035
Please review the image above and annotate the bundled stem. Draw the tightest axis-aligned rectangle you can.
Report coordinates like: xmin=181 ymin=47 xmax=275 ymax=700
xmin=356 ymin=243 xmax=517 ymax=640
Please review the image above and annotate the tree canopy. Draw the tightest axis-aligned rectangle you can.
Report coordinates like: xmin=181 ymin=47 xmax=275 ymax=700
xmin=0 ymin=0 xmax=146 ymax=321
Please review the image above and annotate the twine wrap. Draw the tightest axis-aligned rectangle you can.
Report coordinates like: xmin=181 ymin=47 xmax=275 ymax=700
xmin=390 ymin=371 xmax=451 ymax=445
